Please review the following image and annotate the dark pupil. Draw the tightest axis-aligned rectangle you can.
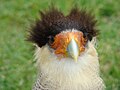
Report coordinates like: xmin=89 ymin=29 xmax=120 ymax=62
xmin=84 ymin=32 xmax=88 ymax=38
xmin=48 ymin=36 xmax=54 ymax=44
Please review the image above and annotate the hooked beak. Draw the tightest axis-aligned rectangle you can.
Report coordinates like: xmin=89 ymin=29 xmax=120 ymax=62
xmin=67 ymin=38 xmax=79 ymax=62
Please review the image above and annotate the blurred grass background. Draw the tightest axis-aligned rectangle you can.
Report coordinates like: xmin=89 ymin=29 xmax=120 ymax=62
xmin=0 ymin=0 xmax=120 ymax=90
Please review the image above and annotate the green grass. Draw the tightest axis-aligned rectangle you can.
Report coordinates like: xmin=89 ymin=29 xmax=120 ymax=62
xmin=0 ymin=0 xmax=120 ymax=90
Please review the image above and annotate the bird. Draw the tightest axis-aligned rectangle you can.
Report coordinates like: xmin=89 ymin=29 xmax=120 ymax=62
xmin=28 ymin=7 xmax=105 ymax=90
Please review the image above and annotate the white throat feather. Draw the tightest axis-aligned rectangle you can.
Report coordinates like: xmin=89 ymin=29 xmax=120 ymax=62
xmin=33 ymin=38 xmax=105 ymax=90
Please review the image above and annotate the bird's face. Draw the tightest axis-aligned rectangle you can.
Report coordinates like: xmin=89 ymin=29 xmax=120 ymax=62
xmin=49 ymin=30 xmax=87 ymax=61
xmin=28 ymin=7 xmax=99 ymax=62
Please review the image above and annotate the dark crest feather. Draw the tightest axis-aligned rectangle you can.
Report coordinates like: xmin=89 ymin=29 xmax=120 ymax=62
xmin=28 ymin=7 xmax=99 ymax=47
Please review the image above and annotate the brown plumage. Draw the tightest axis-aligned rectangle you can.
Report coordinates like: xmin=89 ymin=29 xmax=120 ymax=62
xmin=28 ymin=7 xmax=98 ymax=47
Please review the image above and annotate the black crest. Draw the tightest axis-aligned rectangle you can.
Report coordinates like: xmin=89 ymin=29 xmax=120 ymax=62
xmin=28 ymin=7 xmax=99 ymax=47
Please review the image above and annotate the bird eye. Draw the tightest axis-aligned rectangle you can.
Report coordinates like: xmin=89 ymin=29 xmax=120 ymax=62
xmin=81 ymin=32 xmax=88 ymax=45
xmin=48 ymin=35 xmax=54 ymax=45
xmin=84 ymin=32 xmax=88 ymax=38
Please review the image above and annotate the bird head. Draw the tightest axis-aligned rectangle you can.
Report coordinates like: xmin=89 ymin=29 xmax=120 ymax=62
xmin=28 ymin=7 xmax=98 ymax=62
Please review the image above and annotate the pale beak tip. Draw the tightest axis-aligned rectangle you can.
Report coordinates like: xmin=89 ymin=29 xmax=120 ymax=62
xmin=73 ymin=56 xmax=78 ymax=62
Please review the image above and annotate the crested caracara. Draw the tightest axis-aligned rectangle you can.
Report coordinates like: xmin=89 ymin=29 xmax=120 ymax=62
xmin=28 ymin=7 xmax=105 ymax=90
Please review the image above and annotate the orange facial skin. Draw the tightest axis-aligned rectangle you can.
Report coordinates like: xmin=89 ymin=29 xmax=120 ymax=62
xmin=51 ymin=31 xmax=87 ymax=56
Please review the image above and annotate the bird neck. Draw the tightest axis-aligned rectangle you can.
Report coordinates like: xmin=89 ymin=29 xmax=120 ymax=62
xmin=34 ymin=43 xmax=105 ymax=90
